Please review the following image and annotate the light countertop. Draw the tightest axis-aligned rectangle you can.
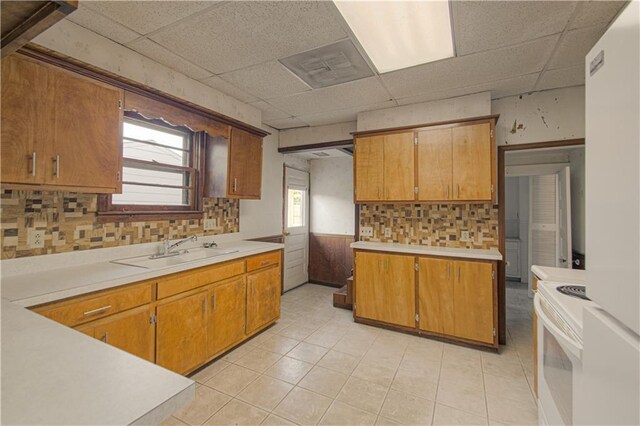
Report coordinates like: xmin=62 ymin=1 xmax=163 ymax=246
xmin=531 ymin=265 xmax=586 ymax=284
xmin=1 ymin=298 xmax=195 ymax=425
xmin=2 ymin=240 xmax=284 ymax=307
xmin=0 ymin=239 xmax=283 ymax=425
xmin=351 ymin=241 xmax=503 ymax=261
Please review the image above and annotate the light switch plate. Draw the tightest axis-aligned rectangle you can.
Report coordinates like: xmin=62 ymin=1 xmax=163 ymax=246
xmin=203 ymin=219 xmax=216 ymax=231
xmin=29 ymin=229 xmax=45 ymax=248
xmin=384 ymin=228 xmax=392 ymax=238
xmin=460 ymin=230 xmax=470 ymax=241
xmin=360 ymin=226 xmax=373 ymax=237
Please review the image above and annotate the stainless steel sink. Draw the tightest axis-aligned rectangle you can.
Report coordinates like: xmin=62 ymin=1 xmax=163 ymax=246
xmin=111 ymin=247 xmax=239 ymax=269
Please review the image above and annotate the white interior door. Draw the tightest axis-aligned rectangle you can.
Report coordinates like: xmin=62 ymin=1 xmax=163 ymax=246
xmin=528 ymin=174 xmax=559 ymax=287
xmin=283 ymin=167 xmax=309 ymax=292
xmin=557 ymin=166 xmax=572 ymax=269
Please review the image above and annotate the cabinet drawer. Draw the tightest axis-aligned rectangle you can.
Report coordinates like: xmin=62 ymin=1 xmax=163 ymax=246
xmin=246 ymin=251 xmax=281 ymax=272
xmin=157 ymin=260 xmax=245 ymax=299
xmin=33 ymin=282 xmax=152 ymax=327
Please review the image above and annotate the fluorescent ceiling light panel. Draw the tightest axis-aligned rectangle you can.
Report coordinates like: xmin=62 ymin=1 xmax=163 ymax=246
xmin=333 ymin=0 xmax=455 ymax=73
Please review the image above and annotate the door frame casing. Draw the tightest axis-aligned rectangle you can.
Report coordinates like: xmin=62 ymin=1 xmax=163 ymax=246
xmin=497 ymin=138 xmax=584 ymax=344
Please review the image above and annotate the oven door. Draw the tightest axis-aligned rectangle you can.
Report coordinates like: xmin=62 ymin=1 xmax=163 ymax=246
xmin=534 ymin=293 xmax=583 ymax=426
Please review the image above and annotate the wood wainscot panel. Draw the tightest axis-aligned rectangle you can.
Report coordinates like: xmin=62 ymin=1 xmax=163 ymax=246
xmin=309 ymin=233 xmax=355 ymax=287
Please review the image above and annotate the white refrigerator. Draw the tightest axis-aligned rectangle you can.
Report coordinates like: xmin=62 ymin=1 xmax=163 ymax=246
xmin=580 ymin=1 xmax=640 ymax=424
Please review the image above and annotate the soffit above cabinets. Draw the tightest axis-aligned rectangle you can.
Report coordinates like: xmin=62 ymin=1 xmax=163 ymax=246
xmin=63 ymin=0 xmax=627 ymax=130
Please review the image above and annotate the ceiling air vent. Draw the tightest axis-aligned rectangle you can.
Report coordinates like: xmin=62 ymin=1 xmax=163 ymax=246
xmin=279 ymin=39 xmax=374 ymax=89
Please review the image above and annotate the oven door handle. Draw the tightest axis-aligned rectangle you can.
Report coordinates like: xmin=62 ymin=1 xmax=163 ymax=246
xmin=534 ymin=293 xmax=583 ymax=359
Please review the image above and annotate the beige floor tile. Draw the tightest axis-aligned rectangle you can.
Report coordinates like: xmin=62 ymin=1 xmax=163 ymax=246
xmin=260 ymin=414 xmax=297 ymax=426
xmin=205 ymin=364 xmax=259 ymax=396
xmin=439 ymin=364 xmax=484 ymax=389
xmin=269 ymin=320 xmax=295 ymax=334
xmin=203 ymin=399 xmax=268 ymax=425
xmin=332 ymin=336 xmax=373 ymax=357
xmin=287 ymin=341 xmax=329 ymax=364
xmin=173 ymin=385 xmax=231 ymax=426
xmin=222 ymin=343 xmax=256 ymax=363
xmin=236 ymin=375 xmax=293 ymax=411
xmin=432 ymin=404 xmax=488 ymax=425
xmin=305 ymin=329 xmax=343 ymax=348
xmin=317 ymin=350 xmax=360 ymax=375
xmin=274 ymin=387 xmax=333 ymax=425
xmin=234 ymin=347 xmax=283 ymax=373
xmin=398 ymin=356 xmax=441 ymax=382
xmin=436 ymin=379 xmax=488 ymax=417
xmin=160 ymin=416 xmax=189 ymax=426
xmin=279 ymin=324 xmax=318 ymax=341
xmin=298 ymin=365 xmax=348 ymax=398
xmin=336 ymin=377 xmax=388 ymax=415
xmin=391 ymin=367 xmax=438 ymax=400
xmin=260 ymin=335 xmax=300 ymax=355
xmin=319 ymin=401 xmax=377 ymax=426
xmin=250 ymin=330 xmax=277 ymax=345
xmin=266 ymin=356 xmax=314 ymax=384
xmin=190 ymin=360 xmax=232 ymax=384
xmin=380 ymin=389 xmax=434 ymax=425
xmin=484 ymin=372 xmax=535 ymax=403
xmin=352 ymin=361 xmax=398 ymax=387
xmin=486 ymin=393 xmax=537 ymax=425
xmin=374 ymin=416 xmax=401 ymax=425
xmin=481 ymin=357 xmax=526 ymax=380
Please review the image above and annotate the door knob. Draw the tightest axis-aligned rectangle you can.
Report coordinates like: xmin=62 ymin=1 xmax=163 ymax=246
xmin=284 ymin=232 xmax=291 ymax=236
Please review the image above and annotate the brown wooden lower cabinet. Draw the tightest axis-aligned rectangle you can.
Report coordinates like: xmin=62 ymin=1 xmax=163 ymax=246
xmin=32 ymin=250 xmax=283 ymax=375
xmin=246 ymin=265 xmax=281 ymax=334
xmin=355 ymin=249 xmax=497 ymax=348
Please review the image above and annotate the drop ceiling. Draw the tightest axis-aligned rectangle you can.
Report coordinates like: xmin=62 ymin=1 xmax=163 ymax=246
xmin=64 ymin=1 xmax=626 ymax=130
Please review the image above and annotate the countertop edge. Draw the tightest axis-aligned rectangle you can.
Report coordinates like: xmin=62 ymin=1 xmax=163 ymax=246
xmin=350 ymin=242 xmax=503 ymax=261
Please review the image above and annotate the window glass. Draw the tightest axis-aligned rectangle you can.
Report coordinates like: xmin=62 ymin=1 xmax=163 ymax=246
xmin=287 ymin=188 xmax=305 ymax=228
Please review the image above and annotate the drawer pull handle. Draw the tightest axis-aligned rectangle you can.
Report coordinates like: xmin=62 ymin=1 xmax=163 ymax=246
xmin=102 ymin=332 xmax=109 ymax=343
xmin=53 ymin=155 xmax=60 ymax=178
xmin=211 ymin=294 xmax=216 ymax=310
xmin=261 ymin=260 xmax=270 ymax=265
xmin=30 ymin=151 xmax=37 ymax=177
xmin=83 ymin=305 xmax=112 ymax=316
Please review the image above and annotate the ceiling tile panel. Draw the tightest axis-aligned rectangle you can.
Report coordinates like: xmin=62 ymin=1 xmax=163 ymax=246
xmin=84 ymin=1 xmax=215 ymax=35
xmin=150 ymin=1 xmax=347 ymax=74
xmin=382 ymin=35 xmax=558 ymax=99
xmin=297 ymin=101 xmax=396 ymax=127
xmin=66 ymin=4 xmax=141 ymax=44
xmin=547 ymin=26 xmax=606 ymax=70
xmin=263 ymin=116 xmax=309 ymax=130
xmin=126 ymin=38 xmax=213 ymax=80
xmin=452 ymin=0 xmax=577 ymax=55
xmin=199 ymin=75 xmax=259 ymax=104
xmin=569 ymin=0 xmax=627 ymax=29
xmin=219 ymin=61 xmax=311 ymax=100
xmin=268 ymin=77 xmax=391 ymax=117
xmin=536 ymin=65 xmax=585 ymax=91
xmin=248 ymin=101 xmax=291 ymax=121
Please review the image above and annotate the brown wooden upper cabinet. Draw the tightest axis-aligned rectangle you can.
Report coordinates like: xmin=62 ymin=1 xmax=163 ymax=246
xmin=354 ymin=131 xmax=414 ymax=202
xmin=1 ymin=54 xmax=123 ymax=193
xmin=355 ymin=117 xmax=497 ymax=204
xmin=205 ymin=128 xmax=263 ymax=199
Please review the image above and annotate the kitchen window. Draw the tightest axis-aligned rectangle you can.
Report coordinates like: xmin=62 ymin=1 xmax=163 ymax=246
xmin=99 ymin=112 xmax=203 ymax=219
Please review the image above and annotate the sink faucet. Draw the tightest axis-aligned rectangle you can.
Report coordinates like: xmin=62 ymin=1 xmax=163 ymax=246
xmin=163 ymin=235 xmax=197 ymax=256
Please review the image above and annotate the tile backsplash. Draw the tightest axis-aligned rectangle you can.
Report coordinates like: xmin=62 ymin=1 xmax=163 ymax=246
xmin=0 ymin=190 xmax=238 ymax=259
xmin=359 ymin=203 xmax=499 ymax=250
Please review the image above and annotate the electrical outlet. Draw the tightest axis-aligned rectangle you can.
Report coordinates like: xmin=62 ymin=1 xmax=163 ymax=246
xmin=29 ymin=229 xmax=45 ymax=248
xmin=460 ymin=230 xmax=470 ymax=241
xmin=360 ymin=226 xmax=373 ymax=237
xmin=384 ymin=228 xmax=392 ymax=238
xmin=203 ymin=219 xmax=216 ymax=231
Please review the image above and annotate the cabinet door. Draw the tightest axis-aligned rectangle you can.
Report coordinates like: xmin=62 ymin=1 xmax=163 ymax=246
xmin=48 ymin=65 xmax=123 ymax=191
xmin=418 ymin=257 xmax=454 ymax=335
xmin=228 ymin=128 xmax=263 ymax=198
xmin=453 ymin=260 xmax=495 ymax=344
xmin=208 ymin=276 xmax=247 ymax=357
xmin=417 ymin=128 xmax=452 ymax=201
xmin=354 ymin=135 xmax=384 ymax=201
xmin=356 ymin=252 xmax=415 ymax=327
xmin=452 ymin=123 xmax=492 ymax=200
xmin=246 ymin=266 xmax=281 ymax=334
xmin=156 ymin=291 xmax=208 ymax=374
xmin=1 ymin=55 xmax=49 ymax=184
xmin=93 ymin=306 xmax=154 ymax=362
xmin=383 ymin=132 xmax=415 ymax=201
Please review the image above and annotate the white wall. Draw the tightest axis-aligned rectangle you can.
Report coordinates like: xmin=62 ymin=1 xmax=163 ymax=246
xmin=492 ymin=86 xmax=585 ymax=146
xmin=280 ymin=122 xmax=356 ymax=149
xmin=32 ymin=20 xmax=261 ymax=127
xmin=569 ymin=148 xmax=586 ymax=254
xmin=309 ymin=157 xmax=354 ymax=235
xmin=357 ymin=92 xmax=491 ymax=132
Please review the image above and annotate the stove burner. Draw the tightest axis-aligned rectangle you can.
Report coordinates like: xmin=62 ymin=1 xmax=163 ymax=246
xmin=557 ymin=285 xmax=590 ymax=300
